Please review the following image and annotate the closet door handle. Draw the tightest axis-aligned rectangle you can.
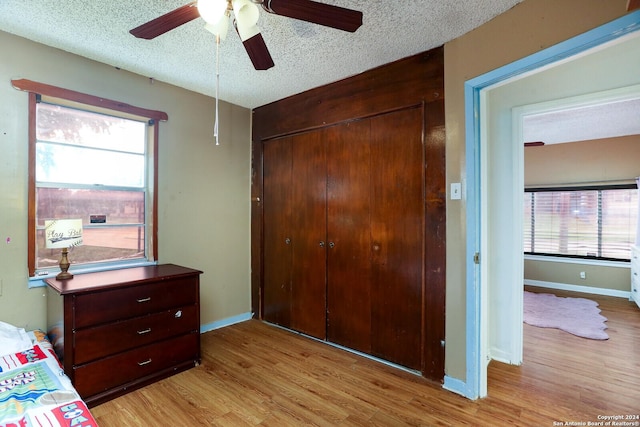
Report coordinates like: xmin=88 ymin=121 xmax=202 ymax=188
xmin=319 ymin=241 xmax=325 ymax=247
xmin=328 ymin=241 xmax=335 ymax=249
xmin=285 ymin=237 xmax=291 ymax=245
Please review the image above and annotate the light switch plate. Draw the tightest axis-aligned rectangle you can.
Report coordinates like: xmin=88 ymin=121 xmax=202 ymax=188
xmin=451 ymin=182 xmax=462 ymax=200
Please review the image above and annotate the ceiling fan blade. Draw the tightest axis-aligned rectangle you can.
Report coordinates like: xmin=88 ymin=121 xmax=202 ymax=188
xmin=242 ymin=32 xmax=275 ymax=70
xmin=263 ymin=0 xmax=362 ymax=32
xmin=130 ymin=2 xmax=200 ymax=40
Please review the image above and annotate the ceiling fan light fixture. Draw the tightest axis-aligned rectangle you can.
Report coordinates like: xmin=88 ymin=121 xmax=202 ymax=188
xmin=204 ymin=13 xmax=230 ymax=39
xmin=237 ymin=24 xmax=260 ymax=42
xmin=233 ymin=0 xmax=260 ymax=40
xmin=130 ymin=0 xmax=361 ymax=70
xmin=197 ymin=0 xmax=228 ymax=25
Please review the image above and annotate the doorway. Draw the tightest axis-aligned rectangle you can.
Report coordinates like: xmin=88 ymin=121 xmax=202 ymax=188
xmin=465 ymin=11 xmax=640 ymax=399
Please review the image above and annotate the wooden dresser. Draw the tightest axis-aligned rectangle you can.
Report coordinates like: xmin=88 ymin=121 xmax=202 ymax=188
xmin=45 ymin=264 xmax=202 ymax=406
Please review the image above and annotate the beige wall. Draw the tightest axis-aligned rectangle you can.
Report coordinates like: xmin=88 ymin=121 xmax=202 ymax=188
xmin=444 ymin=0 xmax=630 ymax=381
xmin=0 ymin=31 xmax=252 ymax=331
xmin=524 ymin=261 xmax=630 ymax=291
xmin=525 ymin=136 xmax=640 ymax=186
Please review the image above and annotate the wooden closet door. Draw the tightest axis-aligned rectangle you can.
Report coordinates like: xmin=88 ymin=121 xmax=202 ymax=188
xmin=263 ymin=137 xmax=293 ymax=328
xmin=289 ymin=131 xmax=327 ymax=339
xmin=370 ymin=108 xmax=424 ymax=370
xmin=326 ymin=120 xmax=373 ymax=353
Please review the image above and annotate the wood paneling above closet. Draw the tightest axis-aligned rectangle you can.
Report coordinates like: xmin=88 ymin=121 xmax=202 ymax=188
xmin=252 ymin=46 xmax=445 ymax=381
xmin=251 ymin=49 xmax=444 ymax=140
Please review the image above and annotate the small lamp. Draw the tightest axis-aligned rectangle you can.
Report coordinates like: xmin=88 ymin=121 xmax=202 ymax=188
xmin=45 ymin=219 xmax=83 ymax=280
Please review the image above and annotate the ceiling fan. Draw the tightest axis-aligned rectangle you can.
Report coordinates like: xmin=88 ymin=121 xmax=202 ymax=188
xmin=130 ymin=0 xmax=363 ymax=70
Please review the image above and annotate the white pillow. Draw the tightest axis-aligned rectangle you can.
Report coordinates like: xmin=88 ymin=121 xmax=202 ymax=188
xmin=0 ymin=320 xmax=33 ymax=356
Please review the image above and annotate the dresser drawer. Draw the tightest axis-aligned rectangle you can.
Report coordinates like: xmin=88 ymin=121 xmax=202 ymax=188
xmin=73 ymin=305 xmax=198 ymax=364
xmin=73 ymin=333 xmax=199 ymax=398
xmin=73 ymin=278 xmax=198 ymax=328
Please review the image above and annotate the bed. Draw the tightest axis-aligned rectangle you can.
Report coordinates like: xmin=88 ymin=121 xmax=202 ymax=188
xmin=0 ymin=322 xmax=98 ymax=427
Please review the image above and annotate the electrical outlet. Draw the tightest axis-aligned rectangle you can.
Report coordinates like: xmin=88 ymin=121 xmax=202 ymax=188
xmin=580 ymin=271 xmax=586 ymax=279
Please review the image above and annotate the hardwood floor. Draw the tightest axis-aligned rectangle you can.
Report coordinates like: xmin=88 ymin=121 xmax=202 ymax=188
xmin=91 ymin=289 xmax=640 ymax=426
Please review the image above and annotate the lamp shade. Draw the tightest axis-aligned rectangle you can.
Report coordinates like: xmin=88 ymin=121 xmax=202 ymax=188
xmin=45 ymin=219 xmax=83 ymax=249
xmin=236 ymin=23 xmax=260 ymax=42
xmin=198 ymin=0 xmax=228 ymax=25
xmin=233 ymin=0 xmax=260 ymax=41
xmin=205 ymin=15 xmax=230 ymax=40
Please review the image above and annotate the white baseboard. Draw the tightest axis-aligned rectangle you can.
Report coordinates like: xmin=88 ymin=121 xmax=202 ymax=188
xmin=201 ymin=312 xmax=253 ymax=333
xmin=443 ymin=375 xmax=478 ymax=400
xmin=490 ymin=348 xmax=515 ymax=365
xmin=524 ymin=279 xmax=631 ymax=299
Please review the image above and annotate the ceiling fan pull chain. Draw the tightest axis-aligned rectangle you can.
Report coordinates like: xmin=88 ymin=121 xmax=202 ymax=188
xmin=214 ymin=34 xmax=221 ymax=146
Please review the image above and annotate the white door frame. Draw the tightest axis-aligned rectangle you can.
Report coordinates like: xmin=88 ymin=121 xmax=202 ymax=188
xmin=457 ymin=11 xmax=640 ymax=400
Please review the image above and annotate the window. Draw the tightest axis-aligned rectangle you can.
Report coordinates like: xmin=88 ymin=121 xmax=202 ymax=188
xmin=524 ymin=186 xmax=638 ymax=261
xmin=17 ymin=79 xmax=167 ymax=277
xmin=35 ymin=103 xmax=148 ymax=272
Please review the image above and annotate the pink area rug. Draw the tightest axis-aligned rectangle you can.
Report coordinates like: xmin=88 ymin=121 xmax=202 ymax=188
xmin=523 ymin=291 xmax=609 ymax=340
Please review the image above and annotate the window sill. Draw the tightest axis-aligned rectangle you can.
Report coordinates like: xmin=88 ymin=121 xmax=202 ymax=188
xmin=524 ymin=254 xmax=629 ymax=268
xmin=29 ymin=260 xmax=158 ymax=288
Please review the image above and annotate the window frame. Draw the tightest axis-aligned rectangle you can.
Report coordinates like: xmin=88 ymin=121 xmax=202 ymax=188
xmin=524 ymin=183 xmax=638 ymax=262
xmin=13 ymin=79 xmax=167 ymax=277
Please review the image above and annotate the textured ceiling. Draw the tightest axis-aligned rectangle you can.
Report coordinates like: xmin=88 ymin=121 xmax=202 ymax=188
xmin=0 ymin=0 xmax=523 ymax=109
xmin=523 ymin=98 xmax=640 ymax=145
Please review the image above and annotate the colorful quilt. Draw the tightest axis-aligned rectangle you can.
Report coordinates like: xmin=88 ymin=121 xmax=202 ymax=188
xmin=0 ymin=330 xmax=98 ymax=427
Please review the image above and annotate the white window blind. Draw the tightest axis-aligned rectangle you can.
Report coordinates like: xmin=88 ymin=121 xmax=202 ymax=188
xmin=524 ymin=187 xmax=638 ymax=261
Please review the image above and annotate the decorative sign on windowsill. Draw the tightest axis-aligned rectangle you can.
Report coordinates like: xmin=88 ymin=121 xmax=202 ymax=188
xmin=45 ymin=219 xmax=83 ymax=248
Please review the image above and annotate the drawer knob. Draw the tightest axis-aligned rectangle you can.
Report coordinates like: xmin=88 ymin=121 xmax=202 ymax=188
xmin=175 ymin=310 xmax=182 ymax=318
xmin=137 ymin=328 xmax=152 ymax=335
xmin=138 ymin=359 xmax=152 ymax=366
xmin=136 ymin=297 xmax=152 ymax=303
